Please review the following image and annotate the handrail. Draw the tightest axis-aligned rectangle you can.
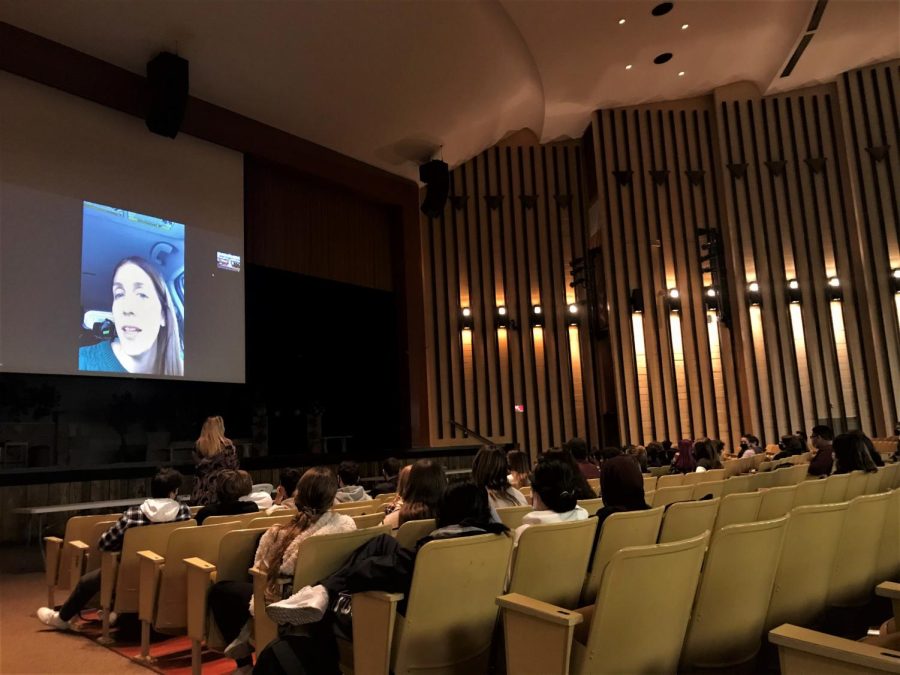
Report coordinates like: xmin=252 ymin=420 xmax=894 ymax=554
xmin=448 ymin=420 xmax=493 ymax=445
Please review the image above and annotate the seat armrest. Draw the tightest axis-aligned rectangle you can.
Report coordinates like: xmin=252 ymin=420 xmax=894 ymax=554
xmin=496 ymin=593 xmax=583 ymax=675
xmin=352 ymin=591 xmax=403 ymax=675
xmin=769 ymin=624 xmax=900 ymax=674
xmin=99 ymin=551 xmax=120 ymax=609
xmin=65 ymin=540 xmax=90 ymax=590
xmin=44 ymin=536 xmax=64 ymax=586
xmin=877 ymin=582 xmax=900 ymax=625
xmin=250 ymin=567 xmax=277 ymax=653
xmin=185 ymin=557 xmax=217 ymax=642
xmin=137 ymin=550 xmax=165 ymax=623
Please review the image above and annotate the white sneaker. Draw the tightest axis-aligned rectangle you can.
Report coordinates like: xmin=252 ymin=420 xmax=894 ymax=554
xmin=97 ymin=609 xmax=118 ymax=626
xmin=266 ymin=584 xmax=330 ymax=626
xmin=36 ymin=608 xmax=71 ymax=631
xmin=223 ymin=620 xmax=253 ymax=661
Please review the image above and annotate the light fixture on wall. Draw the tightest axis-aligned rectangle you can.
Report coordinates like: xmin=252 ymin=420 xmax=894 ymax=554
xmin=892 ymin=268 xmax=900 ymax=294
xmin=496 ymin=305 xmax=513 ymax=329
xmin=826 ymin=276 xmax=843 ymax=301
xmin=567 ymin=303 xmax=580 ymax=326
xmin=666 ymin=288 xmax=681 ymax=313
xmin=787 ymin=279 xmax=802 ymax=304
xmin=530 ymin=304 xmax=544 ymax=327
xmin=747 ymin=281 xmax=762 ymax=306
xmin=703 ymin=286 xmax=719 ymax=311
xmin=460 ymin=306 xmax=474 ymax=330
xmin=629 ymin=288 xmax=644 ymax=314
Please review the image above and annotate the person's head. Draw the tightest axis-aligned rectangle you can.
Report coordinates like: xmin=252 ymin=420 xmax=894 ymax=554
xmin=111 ymin=256 xmax=182 ymax=376
xmin=506 ymin=450 xmax=531 ymax=475
xmin=531 ymin=455 xmax=578 ymax=513
xmin=810 ymin=425 xmax=834 ymax=451
xmin=563 ymin=438 xmax=589 ymax=462
xmin=646 ymin=442 xmax=663 ymax=462
xmin=795 ymin=430 xmax=808 ymax=442
xmin=778 ymin=435 xmax=804 ymax=456
xmin=398 ymin=459 xmax=447 ymax=525
xmin=381 ymin=457 xmax=402 ymax=480
xmin=833 ymin=432 xmax=877 ymax=474
xmin=337 ymin=461 xmax=361 ymax=488
xmin=626 ymin=445 xmax=648 ymax=472
xmin=196 ymin=416 xmax=230 ymax=458
xmin=472 ymin=446 xmax=511 ymax=492
xmin=151 ymin=468 xmax=183 ymax=499
xmin=435 ymin=481 xmax=493 ymax=528
xmin=544 ymin=447 xmax=596 ymax=497
xmin=673 ymin=440 xmax=696 ymax=472
xmin=599 ymin=446 xmax=623 ymax=461
xmin=395 ymin=464 xmax=412 ymax=498
xmin=600 ymin=455 xmax=647 ymax=510
xmin=216 ymin=469 xmax=253 ymax=504
xmin=276 ymin=468 xmax=302 ymax=503
xmin=740 ymin=434 xmax=759 ymax=451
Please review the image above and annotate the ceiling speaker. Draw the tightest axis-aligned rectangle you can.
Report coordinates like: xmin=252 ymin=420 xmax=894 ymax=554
xmin=419 ymin=160 xmax=449 ymax=218
xmin=146 ymin=52 xmax=189 ymax=138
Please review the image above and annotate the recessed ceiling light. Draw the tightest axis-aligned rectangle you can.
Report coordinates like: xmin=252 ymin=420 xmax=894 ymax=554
xmin=682 ymin=23 xmax=689 ymax=30
xmin=678 ymin=71 xmax=685 ymax=76
xmin=626 ymin=64 xmax=633 ymax=70
xmin=618 ymin=18 xmax=626 ymax=25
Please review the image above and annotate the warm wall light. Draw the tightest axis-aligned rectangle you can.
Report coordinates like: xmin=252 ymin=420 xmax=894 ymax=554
xmin=496 ymin=305 xmax=510 ymax=329
xmin=787 ymin=279 xmax=802 ymax=304
xmin=892 ymin=268 xmax=900 ymax=293
xmin=460 ymin=307 xmax=474 ymax=330
xmin=531 ymin=304 xmax=544 ymax=327
xmin=747 ymin=281 xmax=762 ymax=306
xmin=704 ymin=286 xmax=719 ymax=311
xmin=666 ymin=288 xmax=681 ymax=313
xmin=826 ymin=276 xmax=843 ymax=301
xmin=567 ymin=303 xmax=580 ymax=326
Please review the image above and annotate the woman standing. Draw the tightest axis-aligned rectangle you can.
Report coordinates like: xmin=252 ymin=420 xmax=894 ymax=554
xmin=191 ymin=415 xmax=239 ymax=505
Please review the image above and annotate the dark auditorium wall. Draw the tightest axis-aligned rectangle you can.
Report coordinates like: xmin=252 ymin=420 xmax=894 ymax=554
xmin=420 ymin=131 xmax=603 ymax=456
xmin=588 ymin=58 xmax=900 ymax=447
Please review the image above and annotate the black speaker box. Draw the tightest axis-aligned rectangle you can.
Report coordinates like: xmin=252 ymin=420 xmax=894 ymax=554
xmin=146 ymin=52 xmax=189 ymax=138
xmin=419 ymin=160 xmax=449 ymax=218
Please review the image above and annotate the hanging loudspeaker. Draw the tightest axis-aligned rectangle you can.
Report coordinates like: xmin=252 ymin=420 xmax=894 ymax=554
xmin=419 ymin=160 xmax=449 ymax=218
xmin=146 ymin=52 xmax=189 ymax=138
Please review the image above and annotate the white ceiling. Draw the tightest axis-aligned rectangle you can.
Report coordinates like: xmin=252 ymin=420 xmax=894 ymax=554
xmin=2 ymin=0 xmax=898 ymax=182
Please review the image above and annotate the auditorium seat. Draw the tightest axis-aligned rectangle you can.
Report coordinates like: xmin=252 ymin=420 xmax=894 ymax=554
xmin=769 ymin=624 xmax=900 ymax=674
xmin=866 ymin=470 xmax=884 ymax=495
xmin=722 ymin=474 xmax=752 ymax=496
xmin=757 ymin=484 xmax=799 ymax=520
xmin=793 ymin=478 xmax=826 ymax=507
xmin=98 ymin=519 xmax=197 ymax=642
xmin=507 ymin=518 xmax=598 ymax=609
xmin=374 ymin=492 xmax=397 ymax=505
xmin=765 ymin=502 xmax=849 ymax=632
xmin=845 ymin=470 xmax=871 ymax=500
xmin=496 ymin=505 xmax=533 ymax=530
xmin=246 ymin=514 xmax=294 ymax=528
xmin=658 ymin=498 xmax=719 ymax=544
xmin=352 ymin=512 xmax=386 ymax=529
xmin=45 ymin=514 xmax=121 ymax=607
xmin=202 ymin=512 xmax=260 ymax=526
xmin=580 ymin=506 xmax=664 ymax=603
xmin=643 ymin=489 xmax=655 ymax=505
xmin=52 ymin=517 xmax=117 ymax=608
xmin=657 ymin=473 xmax=684 ymax=488
xmin=702 ymin=468 xmax=726 ymax=483
xmin=395 ymin=518 xmax=436 ymax=548
xmin=828 ymin=492 xmax=891 ymax=608
xmin=879 ymin=464 xmax=900 ymax=492
xmin=651 ymin=484 xmax=693 ymax=508
xmin=186 ymin=527 xmax=268 ymax=674
xmin=691 ymin=479 xmax=724 ymax=501
xmin=770 ymin=463 xmax=809 ymax=488
xmin=519 ymin=486 xmax=532 ymax=499
xmin=681 ymin=517 xmax=788 ymax=669
xmin=251 ymin=525 xmax=390 ymax=652
xmin=576 ymin=497 xmax=604 ymax=516
xmin=586 ymin=478 xmax=600 ymax=494
xmin=137 ymin=520 xmax=242 ymax=659
xmin=332 ymin=502 xmax=381 ymax=516
xmin=822 ymin=472 xmax=851 ymax=503
xmin=189 ymin=505 xmax=203 ymax=516
xmin=642 ymin=476 xmax=657 ymax=492
xmin=682 ymin=471 xmax=705 ymax=486
xmin=712 ymin=491 xmax=762 ymax=536
xmin=497 ymin=532 xmax=708 ymax=675
xmin=876 ymin=489 xmax=900 ymax=583
xmin=875 ymin=581 xmax=900 ymax=629
xmin=349 ymin=532 xmax=513 ymax=674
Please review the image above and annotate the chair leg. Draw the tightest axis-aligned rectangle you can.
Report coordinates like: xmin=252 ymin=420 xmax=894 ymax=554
xmin=138 ymin=620 xmax=152 ymax=662
xmin=97 ymin=608 xmax=113 ymax=645
xmin=191 ymin=640 xmax=202 ymax=675
xmin=47 ymin=586 xmax=54 ymax=609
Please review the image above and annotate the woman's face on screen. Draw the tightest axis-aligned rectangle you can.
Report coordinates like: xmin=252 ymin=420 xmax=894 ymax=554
xmin=112 ymin=262 xmax=165 ymax=357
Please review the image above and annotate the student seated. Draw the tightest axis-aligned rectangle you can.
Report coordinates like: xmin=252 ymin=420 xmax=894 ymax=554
xmin=266 ymin=467 xmax=302 ymax=514
xmin=334 ymin=461 xmax=373 ymax=503
xmin=506 ymin=449 xmax=531 ymax=490
xmin=371 ymin=457 xmax=402 ymax=496
xmin=514 ymin=455 xmax=588 ymax=544
xmin=671 ymin=439 xmax=697 ymax=473
xmin=383 ymin=460 xmax=446 ymax=530
xmin=594 ymin=454 xmax=650 ymax=532
xmin=565 ymin=437 xmax=601 ymax=480
xmin=773 ymin=435 xmax=804 ymax=461
xmin=208 ymin=467 xmax=356 ymax=673
xmin=195 ymin=470 xmax=259 ymax=525
xmin=545 ymin=447 xmax=597 ymax=499
xmin=808 ymin=425 xmax=834 ymax=476
xmin=36 ymin=468 xmax=192 ymax=630
xmin=832 ymin=432 xmax=878 ymax=474
xmin=693 ymin=439 xmax=723 ymax=471
xmin=472 ymin=445 xmax=528 ymax=510
xmin=382 ymin=464 xmax=411 ymax=516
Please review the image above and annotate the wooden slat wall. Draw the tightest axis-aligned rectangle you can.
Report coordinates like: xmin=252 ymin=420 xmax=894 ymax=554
xmin=421 ymin=139 xmax=599 ymax=457
xmin=591 ymin=59 xmax=900 ymax=447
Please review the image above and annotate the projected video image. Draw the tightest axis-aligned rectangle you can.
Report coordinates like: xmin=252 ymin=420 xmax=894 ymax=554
xmin=79 ymin=201 xmax=185 ymax=376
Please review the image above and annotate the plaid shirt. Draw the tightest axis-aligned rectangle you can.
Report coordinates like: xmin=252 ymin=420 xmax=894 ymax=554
xmin=98 ymin=502 xmax=192 ymax=552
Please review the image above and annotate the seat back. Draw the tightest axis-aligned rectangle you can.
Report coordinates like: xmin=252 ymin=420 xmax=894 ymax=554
xmin=681 ymin=517 xmax=788 ymax=668
xmin=880 ymin=463 xmax=900 ymax=491
xmin=578 ymin=533 xmax=708 ymax=675
xmin=722 ymin=474 xmax=752 ymax=496
xmin=518 ymin=486 xmax=532 ymax=499
xmin=657 ymin=474 xmax=684 ymax=488
xmin=844 ymin=470 xmax=870 ymax=500
xmin=658 ymin=499 xmax=720 ymax=544
xmin=793 ymin=478 xmax=826 ymax=507
xmin=643 ymin=476 xmax=658 ymax=492
xmin=352 ymin=512 xmax=386 ymax=529
xmin=395 ymin=518 xmax=437 ymax=549
xmin=292 ymin=525 xmax=391 ymax=588
xmin=247 ymin=514 xmax=295 ymax=529
xmin=202 ymin=512 xmax=260 ymax=526
xmin=765 ymin=503 xmax=848 ymax=631
xmin=864 ymin=471 xmax=882 ymax=495
xmin=724 ymin=460 xmax=743 ymax=478
xmin=691 ymin=480 xmax=725 ymax=501
xmin=576 ymin=498 xmax=604 ymax=516
xmin=113 ymin=519 xmax=196 ymax=613
xmin=875 ymin=488 xmax=900 ymax=583
xmin=154 ymin=520 xmax=240 ymax=630
xmin=56 ymin=514 xmax=122 ymax=590
xmin=771 ymin=464 xmax=806 ymax=487
xmin=393 ymin=533 xmax=514 ymax=674
xmin=581 ymin=506 xmax=664 ymax=603
xmin=822 ymin=473 xmax=850 ymax=503
xmin=757 ymin=485 xmax=798 ymax=520
xmin=652 ymin=485 xmax=694 ymax=508
xmin=828 ymin=492 xmax=891 ymax=607
xmin=508 ymin=519 xmax=597 ymax=609
xmin=587 ymin=478 xmax=600 ymax=494
xmin=682 ymin=472 xmax=705 ymax=486
xmin=712 ymin=492 xmax=761 ymax=534
xmin=496 ymin=505 xmax=533 ymax=530
xmin=83 ymin=520 xmax=119 ymax=575
xmin=702 ymin=469 xmax=726 ymax=483
xmin=332 ymin=502 xmax=380 ymax=517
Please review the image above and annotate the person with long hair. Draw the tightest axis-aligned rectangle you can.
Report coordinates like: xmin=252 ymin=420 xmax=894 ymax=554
xmin=383 ymin=464 xmax=412 ymax=515
xmin=670 ymin=439 xmax=697 ymax=473
xmin=506 ymin=449 xmax=532 ymax=489
xmin=515 ymin=455 xmax=589 ymax=543
xmin=207 ymin=467 xmax=356 ymax=674
xmin=191 ymin=415 xmax=240 ymax=505
xmin=472 ymin=446 xmax=528 ymax=510
xmin=544 ymin=447 xmax=597 ymax=499
xmin=693 ymin=439 xmax=723 ymax=471
xmin=832 ymin=432 xmax=878 ymax=474
xmin=79 ymin=256 xmax=183 ymax=376
xmin=383 ymin=459 xmax=447 ymax=530
xmin=594 ymin=454 xmax=651 ymax=536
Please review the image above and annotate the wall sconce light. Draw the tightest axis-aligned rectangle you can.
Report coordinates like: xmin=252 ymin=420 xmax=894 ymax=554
xmin=530 ymin=304 xmax=545 ymax=327
xmin=496 ymin=305 xmax=512 ymax=329
xmin=787 ymin=279 xmax=802 ymax=304
xmin=892 ymin=268 xmax=900 ymax=294
xmin=567 ymin=303 xmax=580 ymax=326
xmin=629 ymin=288 xmax=644 ymax=314
xmin=460 ymin=306 xmax=474 ymax=330
xmin=826 ymin=276 xmax=843 ymax=301
xmin=703 ymin=286 xmax=719 ymax=311
xmin=747 ymin=281 xmax=762 ymax=306
xmin=665 ymin=288 xmax=681 ymax=313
